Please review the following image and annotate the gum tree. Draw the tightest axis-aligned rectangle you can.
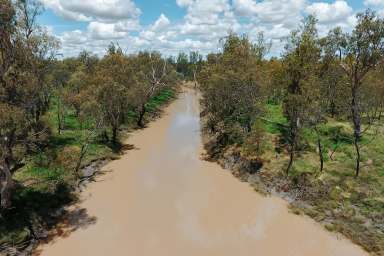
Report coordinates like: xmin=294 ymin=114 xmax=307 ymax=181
xmin=338 ymin=10 xmax=384 ymax=177
xmin=282 ymin=15 xmax=321 ymax=174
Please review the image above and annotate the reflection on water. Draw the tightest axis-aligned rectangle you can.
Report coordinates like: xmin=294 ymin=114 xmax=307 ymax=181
xmin=38 ymin=88 xmax=368 ymax=256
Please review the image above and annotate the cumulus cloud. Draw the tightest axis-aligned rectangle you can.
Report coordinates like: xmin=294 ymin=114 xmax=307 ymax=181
xmin=40 ymin=0 xmax=143 ymax=55
xmin=234 ymin=0 xmax=305 ymax=25
xmin=151 ymin=14 xmax=171 ymax=31
xmin=364 ymin=0 xmax=384 ymax=6
xmin=306 ymin=1 xmax=353 ymax=24
xmin=39 ymin=0 xmax=140 ymax=21
xmin=364 ymin=0 xmax=384 ymax=17
xmin=88 ymin=22 xmax=127 ymax=40
xmin=305 ymin=0 xmax=356 ymax=37
xmin=40 ymin=0 xmax=384 ymax=57
xmin=178 ymin=0 xmax=240 ymax=41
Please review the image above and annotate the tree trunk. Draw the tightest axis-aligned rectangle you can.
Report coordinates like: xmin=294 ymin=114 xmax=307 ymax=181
xmin=330 ymin=101 xmax=336 ymax=118
xmin=0 ymin=163 xmax=13 ymax=209
xmin=317 ymin=133 xmax=324 ymax=172
xmin=75 ymin=143 xmax=88 ymax=187
xmin=354 ymin=136 xmax=361 ymax=178
xmin=102 ymin=130 xmax=109 ymax=142
xmin=112 ymin=126 xmax=118 ymax=144
xmin=57 ymin=99 xmax=62 ymax=135
xmin=286 ymin=145 xmax=294 ymax=176
xmin=193 ymin=69 xmax=197 ymax=88
xmin=286 ymin=115 xmax=298 ymax=175
xmin=351 ymin=81 xmax=361 ymax=177
xmin=137 ymin=105 xmax=146 ymax=128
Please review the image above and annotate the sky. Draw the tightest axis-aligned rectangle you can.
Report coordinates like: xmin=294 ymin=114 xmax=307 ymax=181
xmin=37 ymin=0 xmax=384 ymax=57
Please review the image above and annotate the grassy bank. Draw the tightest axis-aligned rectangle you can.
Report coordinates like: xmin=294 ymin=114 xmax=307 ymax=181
xmin=203 ymin=103 xmax=384 ymax=255
xmin=0 ymin=88 xmax=176 ymax=253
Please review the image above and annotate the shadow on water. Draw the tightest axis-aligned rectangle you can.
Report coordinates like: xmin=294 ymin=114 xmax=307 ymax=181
xmin=32 ymin=206 xmax=97 ymax=256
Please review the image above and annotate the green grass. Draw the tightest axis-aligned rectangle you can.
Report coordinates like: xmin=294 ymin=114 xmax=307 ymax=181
xmin=145 ymin=88 xmax=175 ymax=113
xmin=263 ymin=103 xmax=288 ymax=134
xmin=230 ymin=103 xmax=384 ymax=254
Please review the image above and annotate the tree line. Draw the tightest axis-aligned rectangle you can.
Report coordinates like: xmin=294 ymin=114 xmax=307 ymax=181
xmin=199 ymin=10 xmax=384 ymax=178
xmin=0 ymin=0 xmax=179 ymax=209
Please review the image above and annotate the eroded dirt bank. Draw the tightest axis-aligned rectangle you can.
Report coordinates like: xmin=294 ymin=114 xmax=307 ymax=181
xmin=37 ymin=88 xmax=368 ymax=256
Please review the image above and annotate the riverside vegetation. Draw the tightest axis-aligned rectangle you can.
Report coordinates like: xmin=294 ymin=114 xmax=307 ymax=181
xmin=0 ymin=0 xmax=179 ymax=253
xmin=199 ymin=12 xmax=384 ymax=256
xmin=1 ymin=0 xmax=384 ymax=255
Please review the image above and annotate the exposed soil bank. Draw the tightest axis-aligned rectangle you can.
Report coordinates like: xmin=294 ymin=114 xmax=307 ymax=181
xmin=36 ymin=88 xmax=368 ymax=256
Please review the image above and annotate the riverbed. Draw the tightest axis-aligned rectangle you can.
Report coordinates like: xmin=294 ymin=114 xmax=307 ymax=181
xmin=37 ymin=88 xmax=368 ymax=256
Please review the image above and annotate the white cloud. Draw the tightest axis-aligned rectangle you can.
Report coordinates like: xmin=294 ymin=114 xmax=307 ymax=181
xmin=364 ymin=0 xmax=384 ymax=6
xmin=232 ymin=0 xmax=258 ymax=16
xmin=41 ymin=0 xmax=384 ymax=57
xmin=234 ymin=0 xmax=306 ymax=25
xmin=176 ymin=0 xmax=194 ymax=8
xmin=151 ymin=14 xmax=171 ymax=31
xmin=177 ymin=0 xmax=240 ymax=41
xmin=306 ymin=0 xmax=353 ymax=24
xmin=39 ymin=0 xmax=140 ymax=21
xmin=364 ymin=0 xmax=384 ymax=17
xmin=233 ymin=0 xmax=306 ymax=44
xmin=88 ymin=22 xmax=127 ymax=40
xmin=305 ymin=1 xmax=356 ymax=37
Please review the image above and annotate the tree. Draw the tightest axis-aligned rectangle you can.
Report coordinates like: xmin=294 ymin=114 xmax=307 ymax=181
xmin=65 ymin=68 xmax=89 ymax=117
xmin=199 ymin=33 xmax=266 ymax=149
xmin=282 ymin=15 xmax=321 ymax=174
xmin=338 ymin=10 xmax=384 ymax=177
xmin=132 ymin=51 xmax=178 ymax=127
xmin=254 ymin=32 xmax=272 ymax=63
xmin=93 ymin=47 xmax=133 ymax=143
xmin=189 ymin=51 xmax=203 ymax=87
xmin=176 ymin=52 xmax=189 ymax=78
xmin=47 ymin=61 xmax=71 ymax=134
xmin=0 ymin=0 xmax=53 ymax=208
xmin=319 ymin=28 xmax=349 ymax=117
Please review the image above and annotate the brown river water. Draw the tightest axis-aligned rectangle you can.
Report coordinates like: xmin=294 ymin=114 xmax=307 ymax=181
xmin=37 ymin=88 xmax=368 ymax=256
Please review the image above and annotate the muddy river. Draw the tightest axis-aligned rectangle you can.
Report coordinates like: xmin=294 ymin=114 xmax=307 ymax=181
xmin=38 ymin=88 xmax=368 ymax=256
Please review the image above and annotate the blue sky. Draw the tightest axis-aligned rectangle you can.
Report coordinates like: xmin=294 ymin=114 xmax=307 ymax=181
xmin=39 ymin=0 xmax=186 ymax=33
xmin=37 ymin=0 xmax=384 ymax=57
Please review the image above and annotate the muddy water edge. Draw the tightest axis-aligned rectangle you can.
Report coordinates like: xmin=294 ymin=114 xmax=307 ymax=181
xmin=36 ymin=88 xmax=369 ymax=256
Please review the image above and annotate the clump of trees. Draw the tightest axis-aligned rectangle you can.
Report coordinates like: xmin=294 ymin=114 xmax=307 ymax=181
xmin=199 ymin=33 xmax=270 ymax=156
xmin=174 ymin=51 xmax=204 ymax=85
xmin=0 ymin=0 xmax=58 ymax=208
xmin=0 ymin=0 xmax=178 ymax=209
xmin=280 ymin=10 xmax=384 ymax=176
xmin=200 ymin=10 xmax=384 ymax=179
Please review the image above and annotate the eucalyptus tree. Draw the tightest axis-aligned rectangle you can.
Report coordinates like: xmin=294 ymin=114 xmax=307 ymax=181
xmin=199 ymin=33 xmax=266 ymax=149
xmin=282 ymin=15 xmax=321 ymax=174
xmin=337 ymin=10 xmax=384 ymax=177
xmin=0 ymin=0 xmax=57 ymax=208
xmin=176 ymin=52 xmax=189 ymax=78
xmin=132 ymin=51 xmax=178 ymax=127
xmin=93 ymin=46 xmax=134 ymax=143
xmin=319 ymin=27 xmax=349 ymax=117
xmin=189 ymin=51 xmax=203 ymax=87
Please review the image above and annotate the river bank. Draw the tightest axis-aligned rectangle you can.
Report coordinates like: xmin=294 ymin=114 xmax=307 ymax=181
xmin=202 ymin=116 xmax=384 ymax=255
xmin=0 ymin=88 xmax=176 ymax=256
